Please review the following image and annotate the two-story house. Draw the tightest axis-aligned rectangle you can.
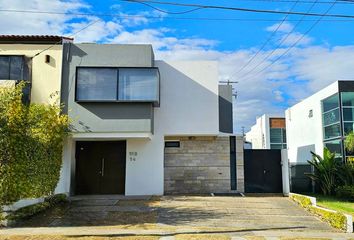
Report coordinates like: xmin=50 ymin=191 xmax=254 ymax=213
xmin=0 ymin=36 xmax=245 ymax=197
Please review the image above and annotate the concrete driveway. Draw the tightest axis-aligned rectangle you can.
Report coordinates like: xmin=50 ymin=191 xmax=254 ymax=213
xmin=1 ymin=195 xmax=352 ymax=239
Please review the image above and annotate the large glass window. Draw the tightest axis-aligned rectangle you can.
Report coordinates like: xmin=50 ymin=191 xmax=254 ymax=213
xmin=118 ymin=69 xmax=159 ymax=101
xmin=322 ymin=94 xmax=339 ymax=112
xmin=322 ymin=94 xmax=340 ymax=140
xmin=341 ymin=92 xmax=354 ymax=107
xmin=0 ymin=55 xmax=27 ymax=80
xmin=76 ymin=67 xmax=159 ymax=102
xmin=323 ymin=108 xmax=340 ymax=126
xmin=270 ymin=128 xmax=287 ymax=149
xmin=324 ymin=123 xmax=341 ymax=139
xmin=77 ymin=68 xmax=117 ymax=101
xmin=324 ymin=139 xmax=342 ymax=158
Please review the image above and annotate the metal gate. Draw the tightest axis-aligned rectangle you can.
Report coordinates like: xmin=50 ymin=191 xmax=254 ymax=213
xmin=244 ymin=149 xmax=282 ymax=193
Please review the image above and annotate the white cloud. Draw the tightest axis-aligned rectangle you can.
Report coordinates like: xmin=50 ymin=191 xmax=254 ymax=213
xmin=110 ymin=28 xmax=218 ymax=51
xmin=266 ymin=22 xmax=294 ymax=33
xmin=279 ymin=32 xmax=313 ymax=47
xmin=0 ymin=0 xmax=90 ymax=35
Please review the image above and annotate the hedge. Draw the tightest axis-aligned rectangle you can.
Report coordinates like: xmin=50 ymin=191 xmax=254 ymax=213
xmin=290 ymin=193 xmax=348 ymax=231
xmin=0 ymin=84 xmax=69 ymax=205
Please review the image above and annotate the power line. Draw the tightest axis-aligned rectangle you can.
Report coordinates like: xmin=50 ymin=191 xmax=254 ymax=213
xmin=239 ymin=1 xmax=338 ymax=82
xmin=2 ymin=9 xmax=354 ymax=22
xmin=233 ymin=0 xmax=351 ymax=3
xmin=32 ymin=18 xmax=102 ymax=58
xmin=123 ymin=0 xmax=354 ymax=18
xmin=230 ymin=0 xmax=300 ymax=78
xmin=233 ymin=0 xmax=320 ymax=81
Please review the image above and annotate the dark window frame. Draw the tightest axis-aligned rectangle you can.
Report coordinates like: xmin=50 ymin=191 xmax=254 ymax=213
xmin=0 ymin=55 xmax=27 ymax=81
xmin=75 ymin=66 xmax=160 ymax=105
xmin=164 ymin=141 xmax=180 ymax=148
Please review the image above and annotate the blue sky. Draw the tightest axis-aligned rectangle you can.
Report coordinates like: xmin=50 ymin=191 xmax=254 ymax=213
xmin=1 ymin=0 xmax=354 ymax=133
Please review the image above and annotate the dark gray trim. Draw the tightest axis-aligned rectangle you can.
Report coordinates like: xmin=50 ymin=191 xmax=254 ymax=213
xmin=219 ymin=85 xmax=233 ymax=133
xmin=338 ymin=80 xmax=354 ymax=92
xmin=230 ymin=136 xmax=237 ymax=190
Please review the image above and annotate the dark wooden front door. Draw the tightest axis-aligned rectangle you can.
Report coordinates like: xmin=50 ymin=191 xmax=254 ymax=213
xmin=244 ymin=149 xmax=283 ymax=193
xmin=75 ymin=141 xmax=126 ymax=195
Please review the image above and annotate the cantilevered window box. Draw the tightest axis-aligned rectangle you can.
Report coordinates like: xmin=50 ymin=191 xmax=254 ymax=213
xmin=75 ymin=67 xmax=160 ymax=107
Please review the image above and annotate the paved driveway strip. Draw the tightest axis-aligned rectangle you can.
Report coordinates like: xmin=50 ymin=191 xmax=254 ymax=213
xmin=1 ymin=195 xmax=353 ymax=239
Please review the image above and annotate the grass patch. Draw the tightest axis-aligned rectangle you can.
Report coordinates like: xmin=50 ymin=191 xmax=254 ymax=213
xmin=290 ymin=193 xmax=348 ymax=231
xmin=311 ymin=194 xmax=354 ymax=219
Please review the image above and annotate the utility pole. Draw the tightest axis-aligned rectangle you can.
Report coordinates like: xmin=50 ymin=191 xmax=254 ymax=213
xmin=220 ymin=79 xmax=238 ymax=99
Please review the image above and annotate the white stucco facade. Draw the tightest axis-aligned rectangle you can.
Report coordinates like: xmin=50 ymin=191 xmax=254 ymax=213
xmin=285 ymin=81 xmax=339 ymax=164
xmin=245 ymin=114 xmax=284 ymax=149
xmin=55 ymin=60 xmax=221 ymax=196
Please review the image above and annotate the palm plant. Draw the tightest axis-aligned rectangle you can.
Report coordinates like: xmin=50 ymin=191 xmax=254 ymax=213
xmin=306 ymin=148 xmax=340 ymax=195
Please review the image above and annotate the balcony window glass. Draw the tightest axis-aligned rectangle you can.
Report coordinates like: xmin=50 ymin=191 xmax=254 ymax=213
xmin=77 ymin=68 xmax=117 ymax=101
xmin=341 ymin=92 xmax=354 ymax=107
xmin=322 ymin=94 xmax=339 ymax=112
xmin=323 ymin=108 xmax=340 ymax=126
xmin=324 ymin=123 xmax=341 ymax=139
xmin=76 ymin=67 xmax=159 ymax=103
xmin=118 ymin=68 xmax=159 ymax=101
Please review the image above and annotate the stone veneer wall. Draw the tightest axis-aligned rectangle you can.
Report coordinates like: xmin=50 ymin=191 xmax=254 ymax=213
xmin=164 ymin=136 xmax=244 ymax=194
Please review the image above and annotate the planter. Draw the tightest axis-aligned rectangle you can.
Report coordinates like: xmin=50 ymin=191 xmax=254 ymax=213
xmin=289 ymin=193 xmax=353 ymax=233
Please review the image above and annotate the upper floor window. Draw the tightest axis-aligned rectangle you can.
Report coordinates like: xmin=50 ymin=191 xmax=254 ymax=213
xmin=0 ymin=55 xmax=28 ymax=81
xmin=270 ymin=128 xmax=287 ymax=149
xmin=322 ymin=94 xmax=340 ymax=140
xmin=76 ymin=67 xmax=159 ymax=104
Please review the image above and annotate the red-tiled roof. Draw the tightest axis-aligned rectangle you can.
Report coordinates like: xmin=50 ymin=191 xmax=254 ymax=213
xmin=0 ymin=35 xmax=73 ymax=44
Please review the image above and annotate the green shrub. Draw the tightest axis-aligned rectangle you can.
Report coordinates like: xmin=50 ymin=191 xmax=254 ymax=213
xmin=306 ymin=148 xmax=340 ymax=195
xmin=338 ymin=161 xmax=354 ymax=186
xmin=336 ymin=185 xmax=354 ymax=201
xmin=0 ymin=84 xmax=69 ymax=205
xmin=290 ymin=194 xmax=312 ymax=208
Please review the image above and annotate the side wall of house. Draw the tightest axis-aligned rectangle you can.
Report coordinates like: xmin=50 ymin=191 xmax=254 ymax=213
xmin=0 ymin=44 xmax=63 ymax=105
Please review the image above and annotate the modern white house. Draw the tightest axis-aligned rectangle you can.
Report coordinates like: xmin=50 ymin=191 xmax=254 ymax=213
xmin=245 ymin=114 xmax=287 ymax=150
xmin=285 ymin=80 xmax=354 ymax=192
xmin=54 ymin=43 xmax=245 ymax=196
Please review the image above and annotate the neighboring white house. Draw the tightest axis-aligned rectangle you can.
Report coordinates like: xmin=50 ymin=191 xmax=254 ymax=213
xmin=285 ymin=80 xmax=354 ymax=192
xmin=245 ymin=114 xmax=287 ymax=150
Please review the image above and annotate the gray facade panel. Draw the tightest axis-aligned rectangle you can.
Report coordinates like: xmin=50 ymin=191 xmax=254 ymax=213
xmin=61 ymin=43 xmax=155 ymax=133
xmin=219 ymin=85 xmax=233 ymax=133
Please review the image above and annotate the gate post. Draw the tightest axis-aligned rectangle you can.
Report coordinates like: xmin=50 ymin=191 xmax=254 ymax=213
xmin=281 ymin=149 xmax=290 ymax=196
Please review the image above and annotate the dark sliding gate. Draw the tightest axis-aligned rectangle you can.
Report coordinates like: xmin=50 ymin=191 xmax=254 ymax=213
xmin=244 ymin=149 xmax=282 ymax=193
